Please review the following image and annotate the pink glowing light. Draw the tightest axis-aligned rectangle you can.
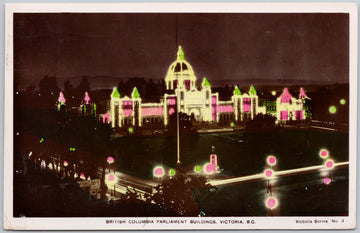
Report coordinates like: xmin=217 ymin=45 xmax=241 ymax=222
xmin=122 ymin=109 xmax=133 ymax=116
xmin=266 ymin=197 xmax=277 ymax=209
xmin=142 ymin=107 xmax=164 ymax=116
xmin=107 ymin=173 xmax=115 ymax=181
xmin=153 ymin=166 xmax=164 ymax=178
xmin=103 ymin=113 xmax=110 ymax=123
xmin=267 ymin=156 xmax=276 ymax=166
xmin=280 ymin=111 xmax=288 ymax=120
xmin=107 ymin=156 xmax=115 ymax=164
xmin=63 ymin=161 xmax=68 ymax=167
xmin=58 ymin=92 xmax=66 ymax=103
xmin=212 ymin=96 xmax=217 ymax=105
xmin=295 ymin=111 xmax=303 ymax=120
xmin=300 ymin=88 xmax=307 ymax=98
xmin=204 ymin=163 xmax=215 ymax=173
xmin=280 ymin=88 xmax=292 ymax=103
xmin=319 ymin=149 xmax=329 ymax=159
xmin=169 ymin=108 xmax=175 ymax=115
xmin=265 ymin=169 xmax=273 ymax=178
xmin=324 ymin=177 xmax=331 ymax=185
xmin=80 ymin=173 xmax=86 ymax=180
xmin=84 ymin=92 xmax=91 ymax=104
xmin=185 ymin=80 xmax=191 ymax=90
xmin=168 ymin=98 xmax=176 ymax=105
xmin=216 ymin=105 xmax=234 ymax=113
xmin=210 ymin=154 xmax=217 ymax=167
xmin=243 ymin=98 xmax=251 ymax=112
xmin=325 ymin=159 xmax=334 ymax=169
xmin=122 ymin=101 xmax=133 ymax=116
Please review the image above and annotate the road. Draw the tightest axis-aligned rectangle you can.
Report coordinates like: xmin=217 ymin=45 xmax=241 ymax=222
xmin=208 ymin=161 xmax=349 ymax=186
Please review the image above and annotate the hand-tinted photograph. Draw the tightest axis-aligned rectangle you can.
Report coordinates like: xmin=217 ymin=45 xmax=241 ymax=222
xmin=13 ymin=12 xmax=350 ymax=219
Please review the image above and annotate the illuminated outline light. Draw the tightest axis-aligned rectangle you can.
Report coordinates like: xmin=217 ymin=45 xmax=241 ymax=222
xmin=340 ymin=99 xmax=346 ymax=105
xmin=153 ymin=166 xmax=164 ymax=178
xmin=267 ymin=156 xmax=277 ymax=166
xmin=63 ymin=161 xmax=69 ymax=167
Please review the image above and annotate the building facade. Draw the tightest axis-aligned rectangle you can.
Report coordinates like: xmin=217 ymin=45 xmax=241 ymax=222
xmin=55 ymin=46 xmax=312 ymax=129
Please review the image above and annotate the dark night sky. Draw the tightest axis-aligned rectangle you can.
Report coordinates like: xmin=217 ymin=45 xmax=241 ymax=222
xmin=14 ymin=13 xmax=349 ymax=89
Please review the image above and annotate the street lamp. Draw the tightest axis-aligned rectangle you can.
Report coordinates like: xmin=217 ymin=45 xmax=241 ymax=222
xmin=153 ymin=166 xmax=164 ymax=178
xmin=319 ymin=149 xmax=329 ymax=159
xmin=265 ymin=197 xmax=278 ymax=209
xmin=264 ymin=169 xmax=274 ymax=178
xmin=107 ymin=156 xmax=115 ymax=173
xmin=266 ymin=156 xmax=277 ymax=166
xmin=324 ymin=159 xmax=335 ymax=169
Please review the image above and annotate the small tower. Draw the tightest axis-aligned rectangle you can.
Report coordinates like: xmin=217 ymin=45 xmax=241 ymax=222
xmin=232 ymin=85 xmax=242 ymax=122
xmin=56 ymin=91 xmax=66 ymax=111
xmin=249 ymin=85 xmax=258 ymax=120
xmin=299 ymin=87 xmax=312 ymax=119
xmin=202 ymin=77 xmax=212 ymax=121
xmin=80 ymin=91 xmax=96 ymax=117
xmin=110 ymin=87 xmax=121 ymax=128
xmin=131 ymin=87 xmax=142 ymax=127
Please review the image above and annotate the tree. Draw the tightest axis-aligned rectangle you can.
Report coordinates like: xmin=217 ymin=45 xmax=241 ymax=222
xmin=167 ymin=112 xmax=194 ymax=135
xmin=64 ymin=80 xmax=74 ymax=93
xmin=149 ymin=175 xmax=198 ymax=216
xmin=245 ymin=113 xmax=276 ymax=132
xmin=76 ymin=76 xmax=91 ymax=92
xmin=39 ymin=75 xmax=60 ymax=94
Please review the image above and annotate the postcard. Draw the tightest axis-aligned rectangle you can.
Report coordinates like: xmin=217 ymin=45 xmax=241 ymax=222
xmin=3 ymin=3 xmax=357 ymax=230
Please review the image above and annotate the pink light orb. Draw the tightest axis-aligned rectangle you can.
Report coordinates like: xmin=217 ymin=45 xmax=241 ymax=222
xmin=205 ymin=164 xmax=215 ymax=173
xmin=63 ymin=161 xmax=68 ymax=167
xmin=319 ymin=149 xmax=329 ymax=159
xmin=80 ymin=173 xmax=86 ymax=180
xmin=107 ymin=156 xmax=115 ymax=164
xmin=325 ymin=159 xmax=334 ymax=169
xmin=107 ymin=174 xmax=115 ymax=181
xmin=267 ymin=156 xmax=276 ymax=165
xmin=266 ymin=197 xmax=277 ymax=209
xmin=324 ymin=177 xmax=331 ymax=185
xmin=153 ymin=166 xmax=164 ymax=177
xmin=265 ymin=169 xmax=273 ymax=178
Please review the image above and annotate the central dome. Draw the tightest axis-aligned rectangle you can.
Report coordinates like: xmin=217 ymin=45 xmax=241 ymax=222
xmin=165 ymin=46 xmax=197 ymax=91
